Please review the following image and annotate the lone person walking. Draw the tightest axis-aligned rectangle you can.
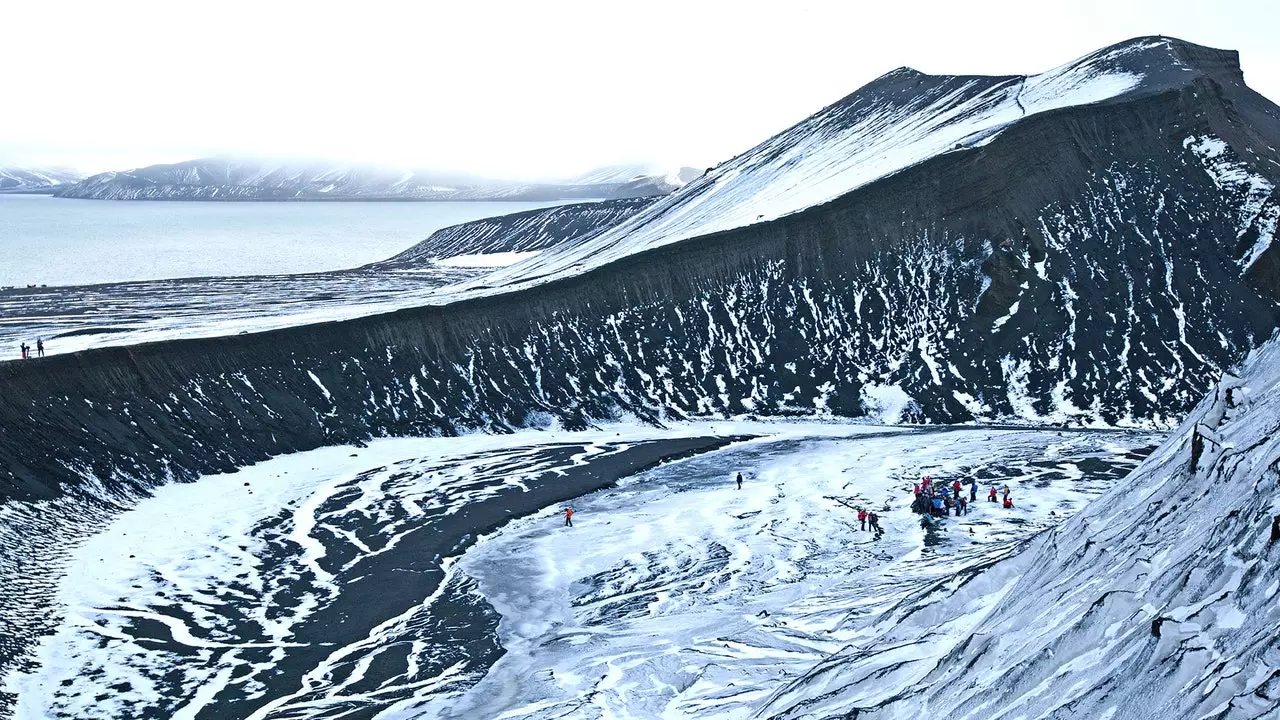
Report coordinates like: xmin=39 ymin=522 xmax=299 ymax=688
xmin=736 ymin=472 xmax=743 ymax=490
xmin=563 ymin=507 xmax=574 ymax=527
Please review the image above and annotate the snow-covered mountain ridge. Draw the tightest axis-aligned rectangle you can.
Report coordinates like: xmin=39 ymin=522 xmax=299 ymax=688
xmin=0 ymin=167 xmax=82 ymax=193
xmin=53 ymin=159 xmax=693 ymax=201
xmin=477 ymin=37 xmax=1269 ymax=291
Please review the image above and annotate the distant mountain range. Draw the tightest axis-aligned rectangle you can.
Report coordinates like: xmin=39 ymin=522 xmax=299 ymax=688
xmin=51 ymin=159 xmax=701 ymax=201
xmin=0 ymin=166 xmax=84 ymax=193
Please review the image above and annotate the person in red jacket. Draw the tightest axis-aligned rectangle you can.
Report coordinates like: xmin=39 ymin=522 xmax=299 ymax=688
xmin=952 ymin=480 xmax=962 ymax=495
xmin=1003 ymin=496 xmax=1014 ymax=509
xmin=858 ymin=508 xmax=868 ymax=531
xmin=563 ymin=508 xmax=574 ymax=527
xmin=989 ymin=487 xmax=998 ymax=503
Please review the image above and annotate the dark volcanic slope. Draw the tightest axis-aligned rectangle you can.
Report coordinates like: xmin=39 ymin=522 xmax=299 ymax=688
xmin=371 ymin=197 xmax=658 ymax=267
xmin=1 ymin=36 xmax=1279 ymax=508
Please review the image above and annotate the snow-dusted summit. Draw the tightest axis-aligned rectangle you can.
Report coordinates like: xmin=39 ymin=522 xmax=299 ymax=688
xmin=480 ymin=37 xmax=1272 ymax=290
xmin=0 ymin=166 xmax=83 ymax=193
xmin=54 ymin=159 xmax=692 ymax=201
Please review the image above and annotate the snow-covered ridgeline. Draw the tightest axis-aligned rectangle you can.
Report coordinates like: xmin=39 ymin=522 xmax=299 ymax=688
xmin=468 ymin=40 xmax=1169 ymax=295
xmin=0 ymin=167 xmax=82 ymax=192
xmin=55 ymin=160 xmax=681 ymax=202
xmin=759 ymin=332 xmax=1280 ymax=720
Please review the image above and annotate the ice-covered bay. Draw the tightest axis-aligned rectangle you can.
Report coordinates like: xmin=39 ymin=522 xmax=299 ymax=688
xmin=4 ymin=422 xmax=1160 ymax=719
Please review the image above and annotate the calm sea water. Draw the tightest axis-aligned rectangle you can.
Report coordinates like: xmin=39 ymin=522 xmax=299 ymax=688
xmin=0 ymin=194 xmax=566 ymax=287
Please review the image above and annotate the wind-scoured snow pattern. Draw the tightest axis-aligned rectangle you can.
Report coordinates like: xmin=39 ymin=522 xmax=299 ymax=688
xmin=756 ymin=332 xmax=1280 ymax=720
xmin=421 ymin=428 xmax=1158 ymax=719
xmin=0 ymin=426 xmax=748 ymax=718
xmin=1 ymin=422 xmax=1160 ymax=719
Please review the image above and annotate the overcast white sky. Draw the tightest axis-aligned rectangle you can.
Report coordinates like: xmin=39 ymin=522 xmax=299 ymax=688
xmin=2 ymin=0 xmax=1277 ymax=179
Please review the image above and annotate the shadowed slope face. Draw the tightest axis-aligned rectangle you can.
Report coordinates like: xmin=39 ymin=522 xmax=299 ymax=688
xmin=759 ymin=332 xmax=1280 ymax=720
xmin=372 ymin=197 xmax=659 ymax=268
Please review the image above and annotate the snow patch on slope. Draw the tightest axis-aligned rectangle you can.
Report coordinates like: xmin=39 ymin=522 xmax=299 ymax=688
xmin=1185 ymin=134 xmax=1279 ymax=272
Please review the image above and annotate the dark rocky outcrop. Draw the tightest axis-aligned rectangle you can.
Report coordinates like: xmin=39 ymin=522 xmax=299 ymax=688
xmin=371 ymin=196 xmax=659 ymax=267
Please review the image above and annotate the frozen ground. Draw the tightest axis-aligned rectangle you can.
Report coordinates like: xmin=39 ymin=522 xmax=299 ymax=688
xmin=2 ymin=421 xmax=1160 ymax=719
xmin=0 ymin=265 xmax=484 ymax=358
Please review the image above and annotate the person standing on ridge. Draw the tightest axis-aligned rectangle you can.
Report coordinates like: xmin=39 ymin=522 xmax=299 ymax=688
xmin=563 ymin=507 xmax=574 ymax=527
xmin=858 ymin=507 xmax=868 ymax=531
xmin=736 ymin=472 xmax=743 ymax=490
xmin=36 ymin=338 xmax=44 ymax=358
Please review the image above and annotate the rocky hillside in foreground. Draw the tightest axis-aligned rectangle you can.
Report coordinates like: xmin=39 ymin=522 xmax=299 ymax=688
xmin=53 ymin=159 xmax=693 ymax=201
xmin=0 ymin=37 xmax=1278 ymax=509
xmin=759 ymin=330 xmax=1280 ymax=720
xmin=0 ymin=166 xmax=82 ymax=193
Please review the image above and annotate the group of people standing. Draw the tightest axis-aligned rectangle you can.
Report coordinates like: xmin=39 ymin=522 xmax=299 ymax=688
xmin=18 ymin=338 xmax=44 ymax=359
xmin=911 ymin=475 xmax=1015 ymax=517
xmin=912 ymin=476 xmax=972 ymax=517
